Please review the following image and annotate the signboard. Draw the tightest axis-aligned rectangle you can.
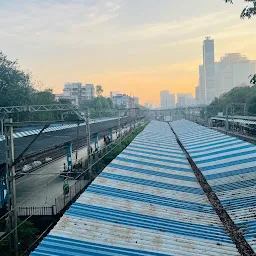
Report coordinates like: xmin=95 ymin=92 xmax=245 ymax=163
xmin=66 ymin=142 xmax=72 ymax=169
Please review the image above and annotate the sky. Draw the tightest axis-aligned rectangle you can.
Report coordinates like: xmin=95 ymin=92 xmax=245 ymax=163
xmin=1 ymin=0 xmax=256 ymax=106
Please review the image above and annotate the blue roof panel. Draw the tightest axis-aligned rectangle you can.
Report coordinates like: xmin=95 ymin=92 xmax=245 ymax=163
xmin=171 ymin=120 xmax=256 ymax=252
xmin=31 ymin=121 xmax=239 ymax=256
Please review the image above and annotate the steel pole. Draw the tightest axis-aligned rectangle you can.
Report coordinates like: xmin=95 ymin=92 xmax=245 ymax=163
xmin=118 ymin=109 xmax=121 ymax=140
xmin=225 ymin=105 xmax=229 ymax=132
xmin=1 ymin=118 xmax=4 ymax=136
xmin=4 ymin=118 xmax=18 ymax=256
xmin=86 ymin=109 xmax=92 ymax=180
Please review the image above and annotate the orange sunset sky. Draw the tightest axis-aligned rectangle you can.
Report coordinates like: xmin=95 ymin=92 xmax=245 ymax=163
xmin=1 ymin=0 xmax=256 ymax=106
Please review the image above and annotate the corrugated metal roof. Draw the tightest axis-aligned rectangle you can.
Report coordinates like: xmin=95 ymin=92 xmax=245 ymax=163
xmin=0 ymin=117 xmax=118 ymax=142
xmin=171 ymin=119 xmax=256 ymax=252
xmin=31 ymin=121 xmax=239 ymax=256
xmin=211 ymin=117 xmax=256 ymax=126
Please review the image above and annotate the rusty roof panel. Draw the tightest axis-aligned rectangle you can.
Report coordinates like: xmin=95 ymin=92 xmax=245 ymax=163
xmin=31 ymin=121 xmax=238 ymax=256
xmin=172 ymin=119 xmax=256 ymax=252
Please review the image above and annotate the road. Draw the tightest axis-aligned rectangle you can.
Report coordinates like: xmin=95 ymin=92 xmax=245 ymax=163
xmin=0 ymin=116 xmax=139 ymax=163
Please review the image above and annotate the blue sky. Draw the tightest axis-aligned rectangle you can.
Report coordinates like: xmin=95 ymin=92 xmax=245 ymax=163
xmin=0 ymin=0 xmax=255 ymax=104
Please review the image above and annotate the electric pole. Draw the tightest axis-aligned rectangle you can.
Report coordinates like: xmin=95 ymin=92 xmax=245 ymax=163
xmin=225 ymin=105 xmax=229 ymax=132
xmin=118 ymin=109 xmax=121 ymax=141
xmin=4 ymin=118 xmax=18 ymax=256
xmin=86 ymin=109 xmax=92 ymax=180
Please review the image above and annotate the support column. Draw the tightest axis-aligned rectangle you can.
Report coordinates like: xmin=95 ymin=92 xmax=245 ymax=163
xmin=5 ymin=118 xmax=18 ymax=256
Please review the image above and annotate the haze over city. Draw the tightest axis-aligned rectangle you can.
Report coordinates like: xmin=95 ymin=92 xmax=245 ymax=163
xmin=2 ymin=1 xmax=256 ymax=256
xmin=1 ymin=0 xmax=256 ymax=105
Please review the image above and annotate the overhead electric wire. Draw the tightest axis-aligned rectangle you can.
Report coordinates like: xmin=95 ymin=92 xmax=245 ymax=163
xmin=0 ymin=131 xmax=118 ymax=221
xmin=0 ymin=121 xmax=147 ymax=247
xmin=0 ymin=132 xmax=112 ymax=222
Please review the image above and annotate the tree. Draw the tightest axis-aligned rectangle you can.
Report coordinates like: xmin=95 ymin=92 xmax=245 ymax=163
xmin=0 ymin=51 xmax=69 ymax=121
xmin=32 ymin=89 xmax=55 ymax=105
xmin=224 ymin=1 xmax=256 ymax=84
xmin=249 ymin=74 xmax=256 ymax=85
xmin=107 ymin=97 xmax=114 ymax=109
xmin=96 ymin=85 xmax=103 ymax=97
xmin=248 ymin=96 xmax=256 ymax=113
xmin=225 ymin=0 xmax=256 ymax=19
xmin=0 ymin=220 xmax=39 ymax=255
xmin=58 ymin=98 xmax=72 ymax=105
xmin=18 ymin=221 xmax=39 ymax=253
xmin=0 ymin=51 xmax=33 ymax=107
xmin=208 ymin=85 xmax=256 ymax=116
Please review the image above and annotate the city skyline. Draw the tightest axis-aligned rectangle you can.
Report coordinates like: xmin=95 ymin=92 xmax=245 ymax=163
xmin=196 ymin=38 xmax=256 ymax=105
xmin=1 ymin=0 xmax=256 ymax=104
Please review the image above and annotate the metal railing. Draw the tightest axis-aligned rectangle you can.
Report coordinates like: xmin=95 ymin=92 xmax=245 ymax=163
xmin=16 ymin=121 xmax=147 ymax=216
xmin=17 ymin=206 xmax=54 ymax=216
xmin=0 ymin=104 xmax=79 ymax=114
xmin=17 ymin=178 xmax=88 ymax=216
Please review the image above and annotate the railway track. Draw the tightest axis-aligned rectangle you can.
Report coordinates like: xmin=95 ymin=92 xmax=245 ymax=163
xmin=0 ymin=117 xmax=145 ymax=175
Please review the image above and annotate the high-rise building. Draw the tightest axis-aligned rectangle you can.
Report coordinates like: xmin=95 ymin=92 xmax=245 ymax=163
xmin=177 ymin=93 xmax=195 ymax=107
xmin=197 ymin=38 xmax=256 ymax=105
xmin=203 ymin=37 xmax=215 ymax=104
xmin=160 ymin=90 xmax=175 ymax=109
xmin=195 ymin=86 xmax=200 ymax=103
xmin=215 ymin=53 xmax=256 ymax=97
xmin=196 ymin=65 xmax=205 ymax=104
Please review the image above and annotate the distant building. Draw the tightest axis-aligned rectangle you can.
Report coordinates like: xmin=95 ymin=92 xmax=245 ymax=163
xmin=134 ymin=97 xmax=139 ymax=106
xmin=177 ymin=93 xmax=195 ymax=107
xmin=83 ymin=84 xmax=95 ymax=100
xmin=196 ymin=65 xmax=205 ymax=104
xmin=196 ymin=37 xmax=256 ymax=104
xmin=203 ymin=37 xmax=215 ymax=104
xmin=55 ymin=83 xmax=95 ymax=105
xmin=111 ymin=94 xmax=136 ymax=109
xmin=110 ymin=91 xmax=119 ymax=98
xmin=195 ymin=86 xmax=200 ymax=103
xmin=144 ymin=101 xmax=153 ymax=109
xmin=215 ymin=53 xmax=256 ymax=98
xmin=160 ymin=90 xmax=175 ymax=109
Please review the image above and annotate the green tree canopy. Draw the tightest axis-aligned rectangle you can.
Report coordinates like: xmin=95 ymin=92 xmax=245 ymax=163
xmin=0 ymin=51 xmax=33 ymax=107
xmin=225 ymin=0 xmax=256 ymax=19
xmin=208 ymin=85 xmax=256 ymax=116
xmin=80 ymin=95 xmax=118 ymax=118
xmin=0 ymin=51 xmax=69 ymax=121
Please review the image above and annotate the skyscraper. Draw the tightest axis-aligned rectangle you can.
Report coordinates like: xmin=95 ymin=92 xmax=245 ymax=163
xmin=203 ymin=37 xmax=215 ymax=104
xmin=196 ymin=65 xmax=205 ymax=104
xmin=196 ymin=38 xmax=256 ymax=105
xmin=215 ymin=53 xmax=256 ymax=97
xmin=160 ymin=90 xmax=175 ymax=109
